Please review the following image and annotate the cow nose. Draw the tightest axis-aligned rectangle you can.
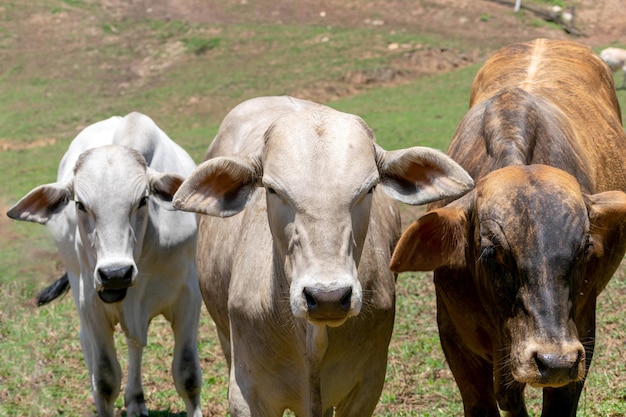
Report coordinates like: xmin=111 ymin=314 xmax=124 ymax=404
xmin=98 ymin=265 xmax=134 ymax=290
xmin=303 ymin=286 xmax=352 ymax=320
xmin=534 ymin=350 xmax=583 ymax=382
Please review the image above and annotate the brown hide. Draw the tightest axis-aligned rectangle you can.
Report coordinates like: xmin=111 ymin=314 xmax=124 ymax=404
xmin=391 ymin=39 xmax=626 ymax=417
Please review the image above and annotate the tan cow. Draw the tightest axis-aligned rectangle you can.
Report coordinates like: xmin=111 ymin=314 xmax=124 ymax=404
xmin=173 ymin=95 xmax=474 ymax=416
xmin=390 ymin=38 xmax=626 ymax=416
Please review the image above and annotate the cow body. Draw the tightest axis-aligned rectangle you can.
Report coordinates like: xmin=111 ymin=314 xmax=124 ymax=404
xmin=390 ymin=39 xmax=626 ymax=416
xmin=173 ymin=95 xmax=474 ymax=416
xmin=7 ymin=112 xmax=203 ymax=417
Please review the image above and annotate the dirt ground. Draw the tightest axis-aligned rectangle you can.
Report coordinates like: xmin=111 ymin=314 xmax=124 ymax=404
xmin=115 ymin=0 xmax=625 ymax=48
xmin=3 ymin=0 xmax=625 ymax=119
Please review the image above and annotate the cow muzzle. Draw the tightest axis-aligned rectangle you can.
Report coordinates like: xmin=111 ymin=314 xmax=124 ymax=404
xmin=512 ymin=341 xmax=585 ymax=388
xmin=291 ymin=278 xmax=362 ymax=327
xmin=96 ymin=265 xmax=135 ymax=303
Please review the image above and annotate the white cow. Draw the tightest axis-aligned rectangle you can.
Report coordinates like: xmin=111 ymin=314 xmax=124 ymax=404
xmin=173 ymin=96 xmax=474 ymax=416
xmin=7 ymin=112 xmax=203 ymax=417
xmin=600 ymin=47 xmax=626 ymax=89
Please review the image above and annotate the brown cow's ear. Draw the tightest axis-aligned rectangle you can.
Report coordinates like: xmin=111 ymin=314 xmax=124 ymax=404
xmin=585 ymin=190 xmax=626 ymax=234
xmin=390 ymin=206 xmax=467 ymax=272
xmin=6 ymin=181 xmax=72 ymax=225
xmin=583 ymin=190 xmax=626 ymax=293
xmin=173 ymin=156 xmax=260 ymax=217
xmin=585 ymin=190 xmax=626 ymax=256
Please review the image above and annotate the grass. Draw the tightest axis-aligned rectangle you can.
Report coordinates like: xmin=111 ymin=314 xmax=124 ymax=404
xmin=2 ymin=1 xmax=626 ymax=416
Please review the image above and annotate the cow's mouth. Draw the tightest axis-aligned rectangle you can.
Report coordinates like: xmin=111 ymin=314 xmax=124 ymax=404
xmin=98 ymin=288 xmax=128 ymax=303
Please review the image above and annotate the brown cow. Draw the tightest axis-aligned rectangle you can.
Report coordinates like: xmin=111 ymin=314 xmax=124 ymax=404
xmin=390 ymin=38 xmax=626 ymax=416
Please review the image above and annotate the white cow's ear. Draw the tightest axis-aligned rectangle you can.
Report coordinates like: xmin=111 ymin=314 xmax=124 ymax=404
xmin=7 ymin=181 xmax=73 ymax=225
xmin=173 ymin=156 xmax=260 ymax=217
xmin=147 ymin=168 xmax=185 ymax=210
xmin=376 ymin=145 xmax=474 ymax=205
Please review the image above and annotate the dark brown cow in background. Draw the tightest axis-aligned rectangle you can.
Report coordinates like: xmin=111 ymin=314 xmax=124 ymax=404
xmin=390 ymin=38 xmax=626 ymax=416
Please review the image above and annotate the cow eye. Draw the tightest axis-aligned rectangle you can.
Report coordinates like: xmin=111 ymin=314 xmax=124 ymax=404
xmin=266 ymin=187 xmax=277 ymax=195
xmin=367 ymin=185 xmax=376 ymax=194
xmin=138 ymin=196 xmax=149 ymax=209
xmin=76 ymin=201 xmax=87 ymax=212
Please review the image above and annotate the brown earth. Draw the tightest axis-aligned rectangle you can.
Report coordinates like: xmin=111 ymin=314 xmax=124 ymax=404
xmin=1 ymin=0 xmax=625 ymax=143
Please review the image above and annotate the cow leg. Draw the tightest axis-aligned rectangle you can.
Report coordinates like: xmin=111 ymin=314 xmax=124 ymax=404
xmin=170 ymin=284 xmax=203 ymax=417
xmin=124 ymin=341 xmax=148 ymax=417
xmin=73 ymin=281 xmax=121 ymax=417
xmin=495 ymin=380 xmax=528 ymax=417
xmin=334 ymin=372 xmax=384 ymax=417
xmin=228 ymin=366 xmax=283 ymax=417
xmin=436 ymin=299 xmax=500 ymax=417
xmin=541 ymin=305 xmax=595 ymax=417
xmin=540 ymin=382 xmax=584 ymax=417
xmin=83 ymin=320 xmax=122 ymax=417
xmin=440 ymin=335 xmax=499 ymax=416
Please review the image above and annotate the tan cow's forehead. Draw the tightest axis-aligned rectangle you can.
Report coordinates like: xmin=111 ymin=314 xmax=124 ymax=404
xmin=262 ymin=108 xmax=377 ymax=180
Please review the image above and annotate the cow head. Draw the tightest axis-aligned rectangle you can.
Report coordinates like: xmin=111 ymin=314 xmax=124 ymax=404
xmin=7 ymin=145 xmax=185 ymax=303
xmin=390 ymin=164 xmax=626 ymax=387
xmin=173 ymin=106 xmax=473 ymax=327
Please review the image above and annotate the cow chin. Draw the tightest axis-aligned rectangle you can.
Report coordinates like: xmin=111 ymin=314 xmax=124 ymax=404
xmin=308 ymin=316 xmax=350 ymax=328
xmin=98 ymin=288 xmax=128 ymax=303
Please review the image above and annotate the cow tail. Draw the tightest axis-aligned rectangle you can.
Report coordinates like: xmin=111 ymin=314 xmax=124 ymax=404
xmin=36 ymin=272 xmax=70 ymax=306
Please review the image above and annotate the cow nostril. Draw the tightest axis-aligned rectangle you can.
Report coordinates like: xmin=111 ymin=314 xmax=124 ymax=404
xmin=534 ymin=352 xmax=549 ymax=376
xmin=340 ymin=288 xmax=352 ymax=311
xmin=304 ymin=288 xmax=317 ymax=312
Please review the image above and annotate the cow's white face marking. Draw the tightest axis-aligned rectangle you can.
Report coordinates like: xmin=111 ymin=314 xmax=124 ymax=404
xmin=262 ymin=111 xmax=378 ymax=326
xmin=73 ymin=146 xmax=150 ymax=303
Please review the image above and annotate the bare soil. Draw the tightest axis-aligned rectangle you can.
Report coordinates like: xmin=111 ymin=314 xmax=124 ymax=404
xmin=2 ymin=0 xmax=625 ymax=141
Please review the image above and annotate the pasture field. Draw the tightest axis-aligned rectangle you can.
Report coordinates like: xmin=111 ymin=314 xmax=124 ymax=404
xmin=2 ymin=1 xmax=626 ymax=416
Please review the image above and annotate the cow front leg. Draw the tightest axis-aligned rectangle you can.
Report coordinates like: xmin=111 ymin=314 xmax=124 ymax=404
xmin=170 ymin=285 xmax=203 ymax=417
xmin=541 ymin=382 xmax=584 ymax=417
xmin=89 ymin=332 xmax=122 ymax=417
xmin=78 ymin=308 xmax=121 ymax=417
xmin=436 ymin=308 xmax=500 ymax=416
xmin=124 ymin=340 xmax=148 ymax=417
xmin=228 ymin=364 xmax=283 ymax=417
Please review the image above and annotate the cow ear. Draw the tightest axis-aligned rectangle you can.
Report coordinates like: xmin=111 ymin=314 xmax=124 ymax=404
xmin=376 ymin=145 xmax=474 ymax=205
xmin=148 ymin=169 xmax=185 ymax=209
xmin=6 ymin=182 xmax=72 ymax=225
xmin=585 ymin=190 xmax=626 ymax=257
xmin=390 ymin=206 xmax=467 ymax=272
xmin=173 ymin=156 xmax=260 ymax=217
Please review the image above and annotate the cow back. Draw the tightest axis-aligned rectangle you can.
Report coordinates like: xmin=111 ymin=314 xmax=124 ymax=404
xmin=446 ymin=38 xmax=626 ymax=197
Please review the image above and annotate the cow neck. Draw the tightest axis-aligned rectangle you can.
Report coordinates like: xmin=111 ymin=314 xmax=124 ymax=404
xmin=305 ymin=323 xmax=328 ymax=416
